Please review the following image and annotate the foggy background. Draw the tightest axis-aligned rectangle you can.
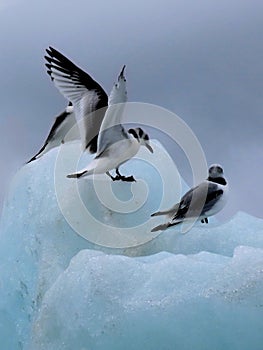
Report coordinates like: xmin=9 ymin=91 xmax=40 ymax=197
xmin=0 ymin=0 xmax=262 ymax=221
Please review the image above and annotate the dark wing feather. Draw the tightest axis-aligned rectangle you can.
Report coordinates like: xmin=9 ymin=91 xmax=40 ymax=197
xmin=173 ymin=182 xmax=222 ymax=220
xmin=45 ymin=47 xmax=108 ymax=152
xmin=27 ymin=107 xmax=74 ymax=163
xmin=202 ymin=188 xmax=223 ymax=213
xmin=45 ymin=47 xmax=106 ymax=97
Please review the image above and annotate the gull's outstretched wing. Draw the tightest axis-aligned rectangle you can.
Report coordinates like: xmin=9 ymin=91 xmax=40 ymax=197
xmin=97 ymin=65 xmax=128 ymax=155
xmin=27 ymin=103 xmax=78 ymax=163
xmin=45 ymin=47 xmax=108 ymax=152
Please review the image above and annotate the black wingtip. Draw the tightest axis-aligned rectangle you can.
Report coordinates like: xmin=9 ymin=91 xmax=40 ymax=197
xmin=45 ymin=56 xmax=52 ymax=64
xmin=46 ymin=46 xmax=62 ymax=60
xmin=45 ymin=63 xmax=53 ymax=79
xmin=26 ymin=157 xmax=36 ymax=164
xmin=46 ymin=48 xmax=52 ymax=57
xmin=120 ymin=65 xmax=126 ymax=77
xmin=47 ymin=46 xmax=56 ymax=54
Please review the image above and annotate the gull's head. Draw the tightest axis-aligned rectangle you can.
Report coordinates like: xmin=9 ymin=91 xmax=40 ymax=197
xmin=208 ymin=164 xmax=224 ymax=178
xmin=128 ymin=127 xmax=154 ymax=153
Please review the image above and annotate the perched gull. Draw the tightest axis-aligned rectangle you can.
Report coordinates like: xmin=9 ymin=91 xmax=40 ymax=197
xmin=27 ymin=102 xmax=78 ymax=163
xmin=44 ymin=47 xmax=153 ymax=181
xmin=151 ymin=164 xmax=228 ymax=232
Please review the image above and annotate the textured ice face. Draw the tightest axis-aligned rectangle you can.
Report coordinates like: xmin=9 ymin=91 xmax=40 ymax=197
xmin=31 ymin=247 xmax=263 ymax=350
xmin=0 ymin=141 xmax=262 ymax=350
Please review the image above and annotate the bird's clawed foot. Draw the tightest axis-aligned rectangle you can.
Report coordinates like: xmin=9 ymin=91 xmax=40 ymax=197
xmin=106 ymin=171 xmax=136 ymax=182
xmin=111 ymin=174 xmax=136 ymax=182
xmin=201 ymin=218 xmax=209 ymax=224
xmin=118 ymin=175 xmax=136 ymax=182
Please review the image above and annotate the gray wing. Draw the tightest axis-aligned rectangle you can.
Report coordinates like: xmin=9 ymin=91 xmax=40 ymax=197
xmin=97 ymin=66 xmax=128 ymax=155
xmin=97 ymin=106 xmax=129 ymax=156
xmin=27 ymin=106 xmax=78 ymax=163
xmin=173 ymin=181 xmax=223 ymax=220
xmin=96 ymin=124 xmax=129 ymax=157
xmin=45 ymin=47 xmax=108 ymax=152
xmin=201 ymin=184 xmax=223 ymax=214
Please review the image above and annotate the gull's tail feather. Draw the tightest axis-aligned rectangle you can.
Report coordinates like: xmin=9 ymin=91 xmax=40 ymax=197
xmin=67 ymin=170 xmax=88 ymax=179
xmin=67 ymin=158 xmax=100 ymax=179
xmin=151 ymin=220 xmax=182 ymax=232
xmin=151 ymin=210 xmax=172 ymax=217
xmin=151 ymin=203 xmax=179 ymax=218
xmin=151 ymin=223 xmax=170 ymax=232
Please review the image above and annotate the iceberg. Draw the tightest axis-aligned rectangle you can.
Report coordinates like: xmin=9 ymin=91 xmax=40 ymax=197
xmin=0 ymin=140 xmax=262 ymax=350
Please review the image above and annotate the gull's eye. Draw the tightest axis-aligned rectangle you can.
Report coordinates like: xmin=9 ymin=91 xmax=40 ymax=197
xmin=209 ymin=166 xmax=215 ymax=173
xmin=217 ymin=166 xmax=223 ymax=173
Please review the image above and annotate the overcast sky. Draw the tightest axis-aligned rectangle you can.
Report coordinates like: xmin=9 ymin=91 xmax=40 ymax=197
xmin=0 ymin=0 xmax=262 ymax=220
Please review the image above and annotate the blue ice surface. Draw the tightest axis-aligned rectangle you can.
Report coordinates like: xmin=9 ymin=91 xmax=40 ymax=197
xmin=0 ymin=141 xmax=262 ymax=350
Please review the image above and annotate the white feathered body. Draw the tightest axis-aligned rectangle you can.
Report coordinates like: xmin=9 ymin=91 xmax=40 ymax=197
xmin=74 ymin=137 xmax=140 ymax=176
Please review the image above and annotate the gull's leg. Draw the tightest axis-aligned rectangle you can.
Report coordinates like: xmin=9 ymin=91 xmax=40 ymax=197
xmin=106 ymin=171 xmax=120 ymax=181
xmin=115 ymin=168 xmax=121 ymax=176
xmin=115 ymin=167 xmax=136 ymax=182
xmin=201 ymin=218 xmax=209 ymax=224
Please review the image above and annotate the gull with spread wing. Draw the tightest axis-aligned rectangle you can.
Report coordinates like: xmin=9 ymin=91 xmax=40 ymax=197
xmin=44 ymin=47 xmax=153 ymax=181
